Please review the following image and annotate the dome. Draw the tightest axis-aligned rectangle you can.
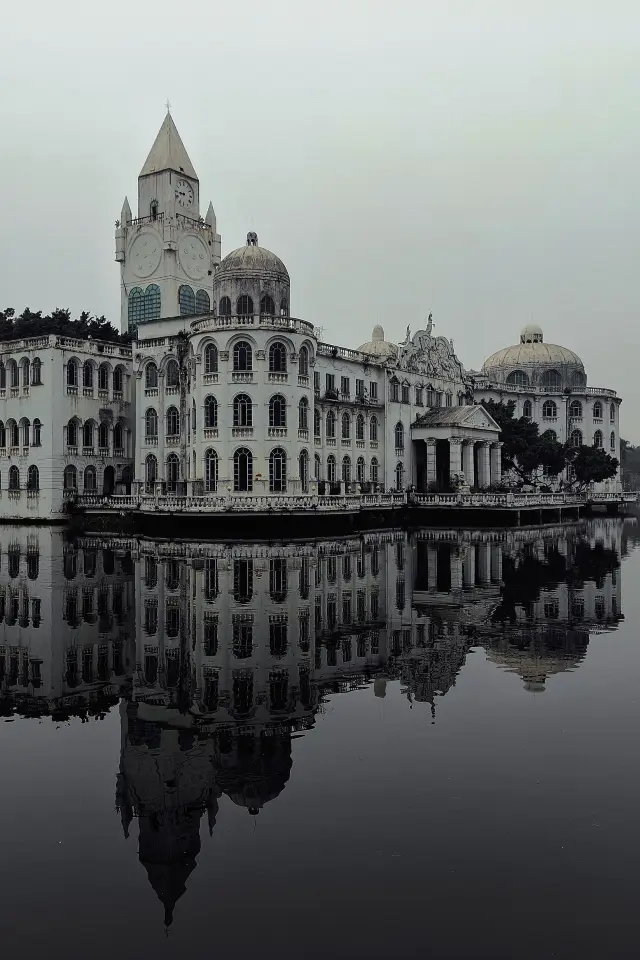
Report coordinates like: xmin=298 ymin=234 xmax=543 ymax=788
xmin=520 ymin=323 xmax=543 ymax=343
xmin=215 ymin=233 xmax=289 ymax=284
xmin=482 ymin=326 xmax=586 ymax=389
xmin=358 ymin=325 xmax=399 ymax=360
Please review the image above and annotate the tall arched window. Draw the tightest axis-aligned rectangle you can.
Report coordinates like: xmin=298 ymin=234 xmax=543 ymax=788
xmin=572 ymin=370 xmax=585 ymax=387
xmin=506 ymin=370 xmax=529 ymax=387
xmin=32 ymin=419 xmax=41 ymax=446
xmin=523 ymin=400 xmax=532 ymax=418
xmin=593 ymin=401 xmax=603 ymax=419
xmin=269 ymin=448 xmax=287 ymax=492
xmin=542 ymin=400 xmax=557 ymax=418
xmin=298 ymin=397 xmax=309 ymax=431
xmin=541 ymin=370 xmax=562 ymax=389
xmin=21 ymin=359 xmax=30 ymax=387
xmin=280 ymin=297 xmax=289 ymax=317
xmin=113 ymin=423 xmax=123 ymax=451
xmin=370 ymin=416 xmax=378 ymax=442
xmin=204 ymin=343 xmax=218 ymax=373
xmin=394 ymin=422 xmax=404 ymax=449
xmin=21 ymin=419 xmax=30 ymax=446
xmin=269 ymin=342 xmax=287 ymax=372
xmin=63 ymin=465 xmax=76 ymax=490
xmin=326 ymin=410 xmax=336 ymax=439
xmin=0 ymin=421 xmax=5 ymax=447
xmin=570 ymin=429 xmax=583 ymax=448
xmin=98 ymin=422 xmax=109 ymax=449
xmin=234 ymin=448 xmax=253 ymax=491
xmin=314 ymin=453 xmax=321 ymax=480
xmin=237 ymin=295 xmax=254 ymax=316
xmin=356 ymin=456 xmax=365 ymax=483
xmin=196 ymin=289 xmax=211 ymax=313
xmin=610 ymin=431 xmax=616 ymax=450
xmin=594 ymin=430 xmax=603 ymax=449
xmin=356 ymin=414 xmax=365 ymax=440
xmin=327 ymin=455 xmax=337 ymax=483
xmin=219 ymin=296 xmax=231 ymax=316
xmin=83 ymin=466 xmax=97 ymax=491
xmin=204 ymin=395 xmax=218 ymax=428
xmin=98 ymin=363 xmax=109 ymax=392
xmin=166 ymin=360 xmax=180 ymax=387
xmin=113 ymin=367 xmax=123 ymax=394
xmin=233 ymin=341 xmax=252 ymax=371
xmin=395 ymin=462 xmax=404 ymax=491
xmin=67 ymin=359 xmax=78 ymax=388
xmin=145 ymin=284 xmax=161 ymax=320
xmin=145 ymin=363 xmax=158 ymax=389
xmin=370 ymin=458 xmax=379 ymax=483
xmin=82 ymin=362 xmax=93 ymax=389
xmin=145 ymin=454 xmax=157 ymax=493
xmin=145 ymin=408 xmax=158 ymax=439
xmin=166 ymin=406 xmax=180 ymax=436
xmin=569 ymin=400 xmax=583 ymax=418
xmin=0 ymin=363 xmax=5 ymax=389
xmin=269 ymin=395 xmax=286 ymax=427
xmin=10 ymin=421 xmax=19 ymax=447
xmin=205 ymin=450 xmax=218 ymax=492
xmin=342 ymin=456 xmax=351 ymax=483
xmin=314 ymin=408 xmax=321 ymax=438
xmin=67 ymin=419 xmax=78 ymax=447
xmin=166 ymin=454 xmax=180 ymax=492
xmin=8 ymin=362 xmax=18 ymax=388
xmin=610 ymin=403 xmax=616 ymax=422
xmin=260 ymin=294 xmax=275 ymax=315
xmin=83 ymin=421 xmax=94 ymax=449
xmin=299 ymin=450 xmax=309 ymax=493
xmin=128 ymin=287 xmax=145 ymax=327
xmin=9 ymin=465 xmax=20 ymax=490
xmin=341 ymin=412 xmax=351 ymax=440
xmin=27 ymin=465 xmax=39 ymax=491
xmin=179 ymin=285 xmax=196 ymax=316
xmin=31 ymin=358 xmax=42 ymax=385
xmin=233 ymin=394 xmax=252 ymax=427
xmin=299 ymin=346 xmax=309 ymax=376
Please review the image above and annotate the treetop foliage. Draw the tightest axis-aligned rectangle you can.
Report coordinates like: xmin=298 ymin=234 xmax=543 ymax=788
xmin=0 ymin=308 xmax=130 ymax=344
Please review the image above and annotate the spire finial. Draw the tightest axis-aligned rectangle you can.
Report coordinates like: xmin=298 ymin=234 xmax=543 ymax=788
xmin=165 ymin=98 xmax=171 ymax=114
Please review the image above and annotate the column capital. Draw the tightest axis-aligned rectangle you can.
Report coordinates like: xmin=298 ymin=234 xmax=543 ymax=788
xmin=491 ymin=440 xmax=504 ymax=448
xmin=478 ymin=440 xmax=492 ymax=448
xmin=425 ymin=437 xmax=438 ymax=447
xmin=449 ymin=436 xmax=465 ymax=446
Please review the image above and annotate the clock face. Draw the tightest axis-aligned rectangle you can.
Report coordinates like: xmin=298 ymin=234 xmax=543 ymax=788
xmin=129 ymin=232 xmax=162 ymax=278
xmin=175 ymin=178 xmax=194 ymax=207
xmin=178 ymin=234 xmax=209 ymax=281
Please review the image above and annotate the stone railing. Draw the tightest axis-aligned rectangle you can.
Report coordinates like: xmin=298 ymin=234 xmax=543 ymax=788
xmin=190 ymin=314 xmax=316 ymax=336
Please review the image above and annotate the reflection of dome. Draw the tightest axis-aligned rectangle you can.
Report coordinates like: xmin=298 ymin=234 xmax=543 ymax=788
xmin=217 ymin=734 xmax=292 ymax=812
xmin=215 ymin=234 xmax=289 ymax=284
xmin=358 ymin=325 xmax=399 ymax=360
xmin=482 ymin=326 xmax=586 ymax=388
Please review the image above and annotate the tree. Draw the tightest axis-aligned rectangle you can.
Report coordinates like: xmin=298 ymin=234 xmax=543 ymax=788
xmin=566 ymin=444 xmax=619 ymax=490
xmin=0 ymin=307 xmax=130 ymax=344
xmin=481 ymin=399 xmax=566 ymax=486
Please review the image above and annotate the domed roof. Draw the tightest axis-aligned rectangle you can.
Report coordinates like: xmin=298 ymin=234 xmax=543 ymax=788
xmin=482 ymin=325 xmax=585 ymax=383
xmin=358 ymin=325 xmax=399 ymax=360
xmin=215 ymin=232 xmax=289 ymax=283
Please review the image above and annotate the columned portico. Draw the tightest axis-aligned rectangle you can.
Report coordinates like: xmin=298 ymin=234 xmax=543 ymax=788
xmin=411 ymin=406 xmax=501 ymax=492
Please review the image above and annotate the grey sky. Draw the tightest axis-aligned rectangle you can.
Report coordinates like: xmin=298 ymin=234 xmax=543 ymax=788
xmin=2 ymin=1 xmax=639 ymax=437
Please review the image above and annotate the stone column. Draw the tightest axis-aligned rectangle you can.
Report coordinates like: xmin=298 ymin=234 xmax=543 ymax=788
xmin=450 ymin=552 xmax=463 ymax=592
xmin=478 ymin=542 xmax=491 ymax=583
xmin=478 ymin=442 xmax=491 ymax=489
xmin=449 ymin=437 xmax=463 ymax=479
xmin=490 ymin=544 xmax=503 ymax=582
xmin=462 ymin=441 xmax=475 ymax=487
xmin=426 ymin=438 xmax=437 ymax=488
xmin=463 ymin=544 xmax=476 ymax=588
xmin=490 ymin=442 xmax=503 ymax=486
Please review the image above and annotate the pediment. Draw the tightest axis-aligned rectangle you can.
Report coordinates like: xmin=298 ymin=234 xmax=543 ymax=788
xmin=461 ymin=406 xmax=500 ymax=432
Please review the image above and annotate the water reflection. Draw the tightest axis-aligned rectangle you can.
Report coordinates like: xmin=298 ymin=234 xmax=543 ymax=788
xmin=0 ymin=518 xmax=627 ymax=926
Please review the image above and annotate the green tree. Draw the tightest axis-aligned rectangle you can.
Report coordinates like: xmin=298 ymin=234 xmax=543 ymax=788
xmin=480 ymin=399 xmax=566 ymax=486
xmin=566 ymin=444 xmax=619 ymax=490
xmin=0 ymin=307 xmax=130 ymax=344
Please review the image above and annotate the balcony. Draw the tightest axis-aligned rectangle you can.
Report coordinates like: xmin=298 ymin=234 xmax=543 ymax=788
xmin=98 ymin=446 xmax=109 ymax=456
xmin=268 ymin=427 xmax=287 ymax=438
xmin=232 ymin=427 xmax=253 ymax=438
xmin=298 ymin=429 xmax=309 ymax=441
xmin=298 ymin=375 xmax=310 ymax=388
xmin=341 ymin=438 xmax=351 ymax=446
xmin=165 ymin=385 xmax=179 ymax=395
xmin=145 ymin=436 xmax=158 ymax=446
xmin=166 ymin=436 xmax=180 ymax=446
xmin=67 ymin=385 xmax=78 ymax=395
xmin=83 ymin=388 xmax=94 ymax=397
xmin=145 ymin=388 xmax=159 ymax=397
xmin=268 ymin=372 xmax=288 ymax=383
xmin=232 ymin=372 xmax=254 ymax=383
xmin=202 ymin=373 xmax=219 ymax=385
xmin=82 ymin=447 xmax=94 ymax=456
xmin=204 ymin=428 xmax=219 ymax=439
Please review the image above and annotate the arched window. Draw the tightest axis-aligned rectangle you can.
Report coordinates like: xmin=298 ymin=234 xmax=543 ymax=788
xmin=610 ymin=431 xmax=616 ymax=450
xmin=32 ymin=419 xmax=41 ymax=446
xmin=8 ymin=361 xmax=18 ymax=389
xmin=179 ymin=285 xmax=196 ymax=316
xmin=299 ymin=346 xmax=309 ymax=376
xmin=356 ymin=456 xmax=365 ymax=483
xmin=342 ymin=456 xmax=351 ymax=483
xmin=0 ymin=363 xmax=5 ymax=389
xmin=98 ymin=363 xmax=109 ymax=392
xmin=569 ymin=400 xmax=583 ymax=418
xmin=21 ymin=419 xmax=30 ymax=447
xmin=63 ymin=465 xmax=76 ymax=490
xmin=205 ymin=450 xmax=218 ymax=492
xmin=166 ymin=406 xmax=180 ymax=436
xmin=570 ymin=429 xmax=583 ymax=448
xmin=219 ymin=296 xmax=231 ymax=316
xmin=196 ymin=289 xmax=210 ymax=314
xmin=67 ymin=359 xmax=78 ymax=388
xmin=145 ymin=363 xmax=158 ymax=389
xmin=192 ymin=399 xmax=196 ymax=432
xmin=27 ymin=465 xmax=39 ymax=491
xmin=98 ymin=422 xmax=109 ymax=449
xmin=234 ymin=448 xmax=253 ymax=491
xmin=233 ymin=394 xmax=253 ymax=427
xmin=166 ymin=454 xmax=180 ymax=492
xmin=113 ymin=422 xmax=123 ymax=451
xmin=233 ymin=340 xmax=252 ymax=371
xmin=145 ymin=408 xmax=158 ymax=439
xmin=21 ymin=359 xmax=30 ymax=387
xmin=298 ymin=397 xmax=309 ymax=431
xmin=370 ymin=458 xmax=379 ymax=483
xmin=571 ymin=370 xmax=585 ymax=387
xmin=341 ymin=412 xmax=351 ymax=440
xmin=0 ymin=421 xmax=5 ymax=447
xmin=610 ymin=403 xmax=616 ymax=422
xmin=31 ymin=358 xmax=42 ymax=385
xmin=83 ymin=421 xmax=94 ymax=449
xmin=314 ymin=453 xmax=321 ymax=480
xmin=506 ymin=370 xmax=529 ymax=387
xmin=260 ymin=294 xmax=275 ymax=315
xmin=204 ymin=395 xmax=218 ymax=428
xmin=394 ymin=422 xmax=404 ymax=449
xmin=128 ymin=287 xmax=145 ymax=327
xmin=280 ymin=297 xmax=289 ymax=317
xmin=523 ymin=400 xmax=532 ymax=418
xmin=67 ymin=420 xmax=78 ymax=447
xmin=299 ymin=450 xmax=309 ymax=493
xmin=594 ymin=430 xmax=603 ymax=449
xmin=166 ymin=360 xmax=180 ymax=387
xmin=269 ymin=342 xmax=287 ymax=372
xmin=327 ymin=455 xmax=337 ymax=483
xmin=356 ymin=414 xmax=365 ymax=441
xmin=593 ymin=401 xmax=603 ymax=419
xmin=83 ymin=466 xmax=97 ymax=491
xmin=395 ymin=462 xmax=404 ymax=491
xmin=145 ymin=284 xmax=161 ymax=320
xmin=269 ymin=448 xmax=287 ymax=492
xmin=326 ymin=410 xmax=336 ymax=438
xmin=314 ymin=407 xmax=321 ymax=438
xmin=10 ymin=421 xmax=18 ymax=447
xmin=543 ymin=429 xmax=557 ymax=441
xmin=82 ymin=362 xmax=93 ymax=389
xmin=113 ymin=367 xmax=123 ymax=394
xmin=540 ymin=369 xmax=562 ymax=389
xmin=9 ymin=465 xmax=20 ymax=490
xmin=145 ymin=454 xmax=157 ymax=493
xmin=269 ymin=395 xmax=286 ymax=427
xmin=542 ymin=400 xmax=557 ymax=418
xmin=370 ymin=415 xmax=378 ymax=442
xmin=237 ymin=295 xmax=254 ymax=316
xmin=204 ymin=343 xmax=218 ymax=373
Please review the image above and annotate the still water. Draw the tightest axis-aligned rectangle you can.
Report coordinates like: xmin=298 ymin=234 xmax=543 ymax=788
xmin=0 ymin=520 xmax=638 ymax=959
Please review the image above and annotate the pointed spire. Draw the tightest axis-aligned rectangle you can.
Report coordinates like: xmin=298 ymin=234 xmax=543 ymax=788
xmin=140 ymin=113 xmax=198 ymax=180
xmin=121 ymin=196 xmax=131 ymax=224
xmin=205 ymin=201 xmax=216 ymax=232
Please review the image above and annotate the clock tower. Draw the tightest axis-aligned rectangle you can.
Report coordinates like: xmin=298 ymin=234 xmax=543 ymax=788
xmin=115 ymin=111 xmax=222 ymax=333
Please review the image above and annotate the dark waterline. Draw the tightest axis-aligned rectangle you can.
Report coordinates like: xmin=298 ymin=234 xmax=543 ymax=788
xmin=0 ymin=520 xmax=638 ymax=960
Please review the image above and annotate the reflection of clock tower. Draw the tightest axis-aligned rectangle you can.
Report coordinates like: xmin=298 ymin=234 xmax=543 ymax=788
xmin=115 ymin=110 xmax=222 ymax=333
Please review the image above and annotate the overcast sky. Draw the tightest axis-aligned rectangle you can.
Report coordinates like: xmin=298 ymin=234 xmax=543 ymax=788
xmin=1 ymin=1 xmax=638 ymax=436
